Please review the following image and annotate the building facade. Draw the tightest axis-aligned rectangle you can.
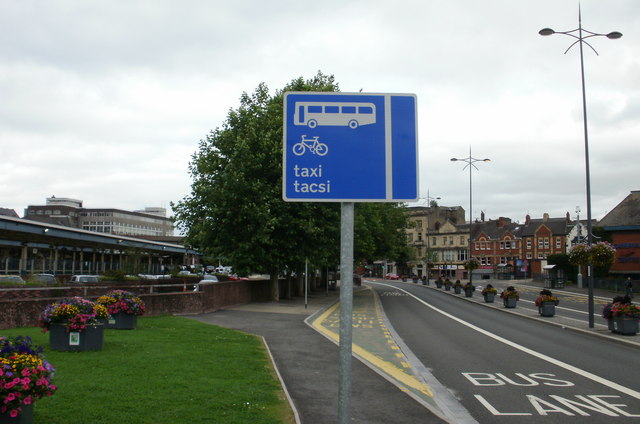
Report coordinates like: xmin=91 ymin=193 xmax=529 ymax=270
xmin=406 ymin=205 xmax=467 ymax=279
xmin=24 ymin=196 xmax=174 ymax=237
xmin=598 ymin=190 xmax=640 ymax=278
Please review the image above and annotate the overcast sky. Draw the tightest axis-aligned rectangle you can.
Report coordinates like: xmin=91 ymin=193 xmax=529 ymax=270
xmin=1 ymin=0 xmax=638 ymax=225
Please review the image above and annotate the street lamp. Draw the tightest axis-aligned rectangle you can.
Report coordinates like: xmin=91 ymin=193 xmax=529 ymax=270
xmin=539 ymin=7 xmax=622 ymax=328
xmin=450 ymin=148 xmax=490 ymax=286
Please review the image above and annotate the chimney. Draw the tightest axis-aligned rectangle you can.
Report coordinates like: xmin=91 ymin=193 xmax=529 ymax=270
xmin=525 ymin=214 xmax=531 ymax=226
xmin=566 ymin=211 xmax=570 ymax=222
xmin=481 ymin=211 xmax=485 ymax=222
xmin=543 ymin=213 xmax=549 ymax=222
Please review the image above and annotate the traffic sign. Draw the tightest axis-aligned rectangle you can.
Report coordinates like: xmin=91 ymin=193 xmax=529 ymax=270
xmin=282 ymin=92 xmax=418 ymax=202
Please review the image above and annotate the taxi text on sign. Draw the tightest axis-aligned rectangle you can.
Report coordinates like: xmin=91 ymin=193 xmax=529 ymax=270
xmin=282 ymin=92 xmax=418 ymax=202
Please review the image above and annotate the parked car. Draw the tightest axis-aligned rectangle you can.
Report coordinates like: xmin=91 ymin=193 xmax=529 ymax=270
xmin=385 ymin=273 xmax=400 ymax=280
xmin=0 ymin=275 xmax=25 ymax=284
xmin=29 ymin=274 xmax=57 ymax=285
xmin=193 ymin=274 xmax=219 ymax=291
xmin=67 ymin=275 xmax=100 ymax=284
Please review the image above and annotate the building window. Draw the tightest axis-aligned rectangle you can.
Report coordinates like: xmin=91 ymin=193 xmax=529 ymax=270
xmin=417 ymin=247 xmax=422 ymax=257
xmin=417 ymin=220 xmax=423 ymax=229
xmin=556 ymin=238 xmax=561 ymax=249
xmin=458 ymin=249 xmax=468 ymax=261
xmin=407 ymin=233 xmax=413 ymax=242
xmin=527 ymin=239 xmax=532 ymax=249
xmin=432 ymin=237 xmax=437 ymax=246
xmin=460 ymin=236 xmax=465 ymax=244
xmin=418 ymin=233 xmax=423 ymax=242
xmin=527 ymin=253 xmax=532 ymax=259
xmin=500 ymin=241 xmax=505 ymax=249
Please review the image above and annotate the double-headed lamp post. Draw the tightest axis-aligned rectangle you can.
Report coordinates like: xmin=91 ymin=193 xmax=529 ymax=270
xmin=451 ymin=149 xmax=490 ymax=286
xmin=539 ymin=8 xmax=622 ymax=329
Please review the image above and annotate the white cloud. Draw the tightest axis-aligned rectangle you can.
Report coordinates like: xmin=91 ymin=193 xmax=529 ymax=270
xmin=0 ymin=0 xmax=638 ymax=224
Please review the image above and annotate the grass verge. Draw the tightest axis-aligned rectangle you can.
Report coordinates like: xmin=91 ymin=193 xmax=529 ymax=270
xmin=2 ymin=316 xmax=295 ymax=424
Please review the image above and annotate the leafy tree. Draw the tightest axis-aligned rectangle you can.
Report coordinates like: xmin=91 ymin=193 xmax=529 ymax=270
xmin=172 ymin=72 xmax=411 ymax=299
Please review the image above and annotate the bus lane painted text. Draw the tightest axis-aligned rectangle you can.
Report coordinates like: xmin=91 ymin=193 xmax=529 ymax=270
xmin=463 ymin=372 xmax=640 ymax=417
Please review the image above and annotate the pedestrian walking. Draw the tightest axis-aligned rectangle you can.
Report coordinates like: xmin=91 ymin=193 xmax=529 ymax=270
xmin=626 ymin=277 xmax=634 ymax=298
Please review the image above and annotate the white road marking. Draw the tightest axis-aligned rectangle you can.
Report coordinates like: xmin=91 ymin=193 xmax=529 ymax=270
xmin=373 ymin=281 xmax=640 ymax=401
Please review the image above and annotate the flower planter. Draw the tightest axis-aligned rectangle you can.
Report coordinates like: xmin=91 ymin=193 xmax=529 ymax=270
xmin=444 ymin=284 xmax=451 ymax=291
xmin=105 ymin=312 xmax=138 ymax=330
xmin=453 ymin=286 xmax=462 ymax=294
xmin=0 ymin=403 xmax=33 ymax=424
xmin=464 ymin=289 xmax=474 ymax=298
xmin=503 ymin=297 xmax=517 ymax=308
xmin=483 ymin=292 xmax=496 ymax=303
xmin=611 ymin=318 xmax=639 ymax=335
xmin=538 ymin=302 xmax=556 ymax=317
xmin=435 ymin=282 xmax=443 ymax=288
xmin=49 ymin=323 xmax=104 ymax=351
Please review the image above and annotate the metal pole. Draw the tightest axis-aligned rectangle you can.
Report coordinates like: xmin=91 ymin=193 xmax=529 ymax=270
xmin=539 ymin=9 xmax=621 ymax=327
xmin=468 ymin=147 xmax=473 ymax=287
xmin=338 ymin=202 xmax=354 ymax=424
xmin=577 ymin=16 xmax=596 ymax=328
xmin=305 ymin=258 xmax=308 ymax=310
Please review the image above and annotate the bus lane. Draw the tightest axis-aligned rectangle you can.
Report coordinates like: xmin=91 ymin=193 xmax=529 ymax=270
xmin=370 ymin=282 xmax=640 ymax=423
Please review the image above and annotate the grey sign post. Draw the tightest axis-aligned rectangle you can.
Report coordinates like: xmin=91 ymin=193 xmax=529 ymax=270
xmin=283 ymin=92 xmax=418 ymax=423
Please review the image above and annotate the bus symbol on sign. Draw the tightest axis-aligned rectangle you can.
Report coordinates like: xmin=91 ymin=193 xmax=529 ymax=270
xmin=294 ymin=101 xmax=376 ymax=129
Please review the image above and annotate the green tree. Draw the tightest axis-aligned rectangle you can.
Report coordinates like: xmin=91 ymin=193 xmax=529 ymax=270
xmin=172 ymin=72 xmax=412 ymax=299
xmin=173 ymin=73 xmax=340 ymax=300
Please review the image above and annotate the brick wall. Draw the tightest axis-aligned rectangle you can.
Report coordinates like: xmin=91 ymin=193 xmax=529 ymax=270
xmin=0 ymin=279 xmax=275 ymax=330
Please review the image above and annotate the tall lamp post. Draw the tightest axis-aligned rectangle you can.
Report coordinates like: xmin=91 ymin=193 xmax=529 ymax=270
xmin=451 ymin=148 xmax=490 ymax=286
xmin=539 ymin=8 xmax=622 ymax=328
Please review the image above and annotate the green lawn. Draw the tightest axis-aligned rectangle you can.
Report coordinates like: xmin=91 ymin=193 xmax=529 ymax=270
xmin=2 ymin=316 xmax=294 ymax=424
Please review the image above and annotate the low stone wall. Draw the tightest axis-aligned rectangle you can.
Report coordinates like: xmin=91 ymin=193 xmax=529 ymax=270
xmin=0 ymin=279 xmax=274 ymax=330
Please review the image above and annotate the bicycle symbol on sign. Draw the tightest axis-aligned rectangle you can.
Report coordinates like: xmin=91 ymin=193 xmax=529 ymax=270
xmin=292 ymin=135 xmax=328 ymax=156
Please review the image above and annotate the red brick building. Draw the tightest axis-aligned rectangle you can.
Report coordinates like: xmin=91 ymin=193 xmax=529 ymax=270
xmin=598 ymin=190 xmax=640 ymax=278
xmin=519 ymin=213 xmax=572 ymax=276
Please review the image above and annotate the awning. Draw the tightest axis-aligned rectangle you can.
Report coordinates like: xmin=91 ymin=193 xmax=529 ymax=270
xmin=543 ymin=265 xmax=556 ymax=270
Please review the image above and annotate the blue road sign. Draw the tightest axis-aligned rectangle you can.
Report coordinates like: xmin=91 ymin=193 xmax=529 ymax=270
xmin=283 ymin=92 xmax=418 ymax=202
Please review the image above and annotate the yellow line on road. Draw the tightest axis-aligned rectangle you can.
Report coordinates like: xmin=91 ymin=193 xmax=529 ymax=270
xmin=310 ymin=296 xmax=434 ymax=398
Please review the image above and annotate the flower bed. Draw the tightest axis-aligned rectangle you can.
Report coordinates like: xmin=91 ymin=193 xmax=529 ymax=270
xmin=97 ymin=290 xmax=146 ymax=316
xmin=38 ymin=297 xmax=109 ymax=333
xmin=0 ymin=336 xmax=57 ymax=419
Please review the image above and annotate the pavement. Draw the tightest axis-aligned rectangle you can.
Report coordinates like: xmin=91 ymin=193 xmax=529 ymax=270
xmin=187 ymin=279 xmax=639 ymax=424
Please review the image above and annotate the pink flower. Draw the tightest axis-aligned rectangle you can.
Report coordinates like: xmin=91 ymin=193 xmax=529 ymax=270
xmin=10 ymin=409 xmax=19 ymax=418
xmin=23 ymin=396 xmax=33 ymax=405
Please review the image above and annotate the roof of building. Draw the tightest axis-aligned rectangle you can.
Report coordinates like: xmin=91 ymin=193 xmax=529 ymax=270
xmin=0 ymin=208 xmax=19 ymax=218
xmin=473 ymin=218 xmax=519 ymax=240
xmin=598 ymin=190 xmax=640 ymax=228
xmin=519 ymin=216 xmax=571 ymax=237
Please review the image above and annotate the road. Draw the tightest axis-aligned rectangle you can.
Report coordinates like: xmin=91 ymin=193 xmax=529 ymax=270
xmin=366 ymin=279 xmax=640 ymax=423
